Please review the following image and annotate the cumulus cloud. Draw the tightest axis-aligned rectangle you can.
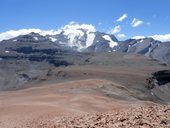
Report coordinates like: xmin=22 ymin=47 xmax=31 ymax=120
xmin=116 ymin=14 xmax=128 ymax=22
xmin=69 ymin=21 xmax=78 ymax=25
xmin=59 ymin=21 xmax=96 ymax=48
xmin=132 ymin=36 xmax=145 ymax=39
xmin=0 ymin=21 xmax=96 ymax=42
xmin=131 ymin=18 xmax=143 ymax=27
xmin=61 ymin=21 xmax=96 ymax=34
xmin=117 ymin=34 xmax=126 ymax=38
xmin=151 ymin=34 xmax=170 ymax=42
xmin=108 ymin=25 xmax=121 ymax=34
xmin=0 ymin=28 xmax=61 ymax=41
xmin=132 ymin=34 xmax=170 ymax=42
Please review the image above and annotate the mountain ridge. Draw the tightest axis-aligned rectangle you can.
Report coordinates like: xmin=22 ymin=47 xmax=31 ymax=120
xmin=0 ymin=26 xmax=170 ymax=65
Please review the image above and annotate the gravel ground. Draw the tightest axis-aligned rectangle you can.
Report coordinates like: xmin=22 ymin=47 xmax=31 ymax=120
xmin=29 ymin=104 xmax=170 ymax=128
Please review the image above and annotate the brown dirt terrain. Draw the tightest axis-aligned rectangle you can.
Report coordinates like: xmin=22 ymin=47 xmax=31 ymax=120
xmin=0 ymin=79 xmax=135 ymax=127
xmin=0 ymin=53 xmax=170 ymax=128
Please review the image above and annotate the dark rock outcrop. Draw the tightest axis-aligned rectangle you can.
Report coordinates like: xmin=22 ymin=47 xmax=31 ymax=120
xmin=146 ymin=70 xmax=170 ymax=89
xmin=146 ymin=70 xmax=170 ymax=103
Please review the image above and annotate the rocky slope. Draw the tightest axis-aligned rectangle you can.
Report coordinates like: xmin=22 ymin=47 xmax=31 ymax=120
xmin=117 ymin=38 xmax=170 ymax=65
xmin=23 ymin=104 xmax=170 ymax=128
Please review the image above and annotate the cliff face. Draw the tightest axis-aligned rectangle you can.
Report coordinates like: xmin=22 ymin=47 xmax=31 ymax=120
xmin=146 ymin=70 xmax=170 ymax=102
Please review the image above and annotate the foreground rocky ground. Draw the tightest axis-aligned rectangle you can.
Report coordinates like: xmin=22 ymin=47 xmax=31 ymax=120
xmin=29 ymin=104 xmax=170 ymax=128
xmin=0 ymin=79 xmax=170 ymax=128
xmin=0 ymin=53 xmax=170 ymax=128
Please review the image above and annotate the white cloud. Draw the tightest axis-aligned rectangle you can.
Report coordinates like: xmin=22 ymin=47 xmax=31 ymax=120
xmin=116 ymin=14 xmax=128 ymax=22
xmin=51 ymin=21 xmax=96 ymax=49
xmin=131 ymin=18 xmax=143 ymax=27
xmin=0 ymin=21 xmax=96 ymax=42
xmin=60 ymin=21 xmax=96 ymax=48
xmin=108 ymin=25 xmax=121 ymax=34
xmin=62 ymin=21 xmax=96 ymax=35
xmin=132 ymin=36 xmax=145 ymax=39
xmin=0 ymin=28 xmax=61 ymax=41
xmin=132 ymin=34 xmax=170 ymax=42
xmin=151 ymin=34 xmax=170 ymax=42
xmin=69 ymin=21 xmax=78 ymax=25
xmin=117 ymin=34 xmax=126 ymax=38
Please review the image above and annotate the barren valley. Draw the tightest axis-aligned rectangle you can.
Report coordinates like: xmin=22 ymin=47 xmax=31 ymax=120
xmin=0 ymin=53 xmax=170 ymax=128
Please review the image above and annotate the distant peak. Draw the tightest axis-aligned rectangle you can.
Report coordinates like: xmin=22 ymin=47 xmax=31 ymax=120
xmin=28 ymin=32 xmax=40 ymax=36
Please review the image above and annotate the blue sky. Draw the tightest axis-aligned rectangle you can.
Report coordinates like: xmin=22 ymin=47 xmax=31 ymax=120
xmin=0 ymin=0 xmax=170 ymax=39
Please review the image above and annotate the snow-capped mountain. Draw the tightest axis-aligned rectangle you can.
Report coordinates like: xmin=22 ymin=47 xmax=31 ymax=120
xmin=0 ymin=22 xmax=118 ymax=52
xmin=46 ymin=22 xmax=118 ymax=51
xmin=0 ymin=22 xmax=170 ymax=64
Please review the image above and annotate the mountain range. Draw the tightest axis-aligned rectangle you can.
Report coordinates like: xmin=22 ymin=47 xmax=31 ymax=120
xmin=0 ymin=24 xmax=170 ymax=128
xmin=0 ymin=24 xmax=170 ymax=65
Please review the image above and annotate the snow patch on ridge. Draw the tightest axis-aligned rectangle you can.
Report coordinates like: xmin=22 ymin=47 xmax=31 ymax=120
xmin=49 ymin=37 xmax=57 ymax=42
xmin=139 ymin=39 xmax=143 ymax=43
xmin=103 ymin=35 xmax=118 ymax=48
xmin=34 ymin=37 xmax=38 ymax=40
xmin=86 ymin=33 xmax=95 ymax=47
